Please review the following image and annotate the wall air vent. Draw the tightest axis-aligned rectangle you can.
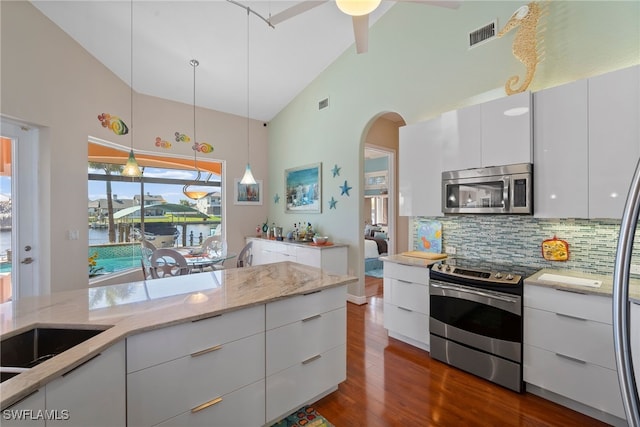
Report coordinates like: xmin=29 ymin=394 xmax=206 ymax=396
xmin=318 ymin=97 xmax=329 ymax=110
xmin=469 ymin=20 xmax=497 ymax=48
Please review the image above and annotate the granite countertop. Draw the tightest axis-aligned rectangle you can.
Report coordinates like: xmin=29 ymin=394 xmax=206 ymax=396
xmin=0 ymin=261 xmax=356 ymax=409
xmin=525 ymin=268 xmax=640 ymax=302
xmin=379 ymin=254 xmax=443 ymax=268
xmin=246 ymin=236 xmax=348 ymax=249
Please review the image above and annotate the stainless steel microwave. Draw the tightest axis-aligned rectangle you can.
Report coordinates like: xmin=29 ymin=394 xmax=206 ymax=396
xmin=442 ymin=163 xmax=533 ymax=214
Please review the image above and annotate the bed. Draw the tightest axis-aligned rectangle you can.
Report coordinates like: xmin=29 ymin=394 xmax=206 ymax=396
xmin=364 ymin=234 xmax=387 ymax=273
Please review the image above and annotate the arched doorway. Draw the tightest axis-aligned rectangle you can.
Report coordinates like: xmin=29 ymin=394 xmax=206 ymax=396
xmin=361 ymin=112 xmax=407 ymax=290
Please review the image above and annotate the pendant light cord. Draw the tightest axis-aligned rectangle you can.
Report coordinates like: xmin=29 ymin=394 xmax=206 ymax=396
xmin=246 ymin=8 xmax=250 ymax=166
xmin=130 ymin=0 xmax=134 ymax=152
xmin=191 ymin=58 xmax=199 ymax=172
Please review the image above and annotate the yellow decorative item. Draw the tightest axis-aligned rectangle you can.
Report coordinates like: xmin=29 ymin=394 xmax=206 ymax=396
xmin=541 ymin=235 xmax=569 ymax=261
xmin=497 ymin=1 xmax=548 ymax=95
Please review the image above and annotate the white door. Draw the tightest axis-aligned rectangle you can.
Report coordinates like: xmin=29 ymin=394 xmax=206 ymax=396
xmin=0 ymin=120 xmax=39 ymax=300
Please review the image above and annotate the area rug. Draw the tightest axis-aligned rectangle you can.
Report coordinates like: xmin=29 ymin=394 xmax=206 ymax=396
xmin=365 ymin=268 xmax=384 ymax=278
xmin=270 ymin=405 xmax=333 ymax=427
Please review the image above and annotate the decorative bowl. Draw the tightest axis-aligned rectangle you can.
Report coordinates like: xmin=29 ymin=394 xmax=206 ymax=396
xmin=313 ymin=236 xmax=329 ymax=245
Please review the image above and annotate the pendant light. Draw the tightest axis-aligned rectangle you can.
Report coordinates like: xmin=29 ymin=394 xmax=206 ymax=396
xmin=240 ymin=7 xmax=257 ymax=185
xmin=182 ymin=59 xmax=211 ymax=200
xmin=122 ymin=0 xmax=142 ymax=177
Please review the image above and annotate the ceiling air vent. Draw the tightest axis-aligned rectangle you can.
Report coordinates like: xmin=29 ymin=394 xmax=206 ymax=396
xmin=469 ymin=20 xmax=497 ymax=48
xmin=318 ymin=97 xmax=329 ymax=110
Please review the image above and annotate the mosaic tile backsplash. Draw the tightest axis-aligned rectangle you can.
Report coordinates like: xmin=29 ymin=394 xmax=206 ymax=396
xmin=413 ymin=216 xmax=640 ymax=276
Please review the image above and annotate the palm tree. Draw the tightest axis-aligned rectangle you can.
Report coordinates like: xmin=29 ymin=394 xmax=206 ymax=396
xmin=89 ymin=162 xmax=123 ymax=243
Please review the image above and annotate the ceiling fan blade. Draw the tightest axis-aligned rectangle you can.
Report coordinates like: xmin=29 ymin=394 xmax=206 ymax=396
xmin=396 ymin=0 xmax=462 ymax=9
xmin=352 ymin=14 xmax=369 ymax=54
xmin=269 ymin=1 xmax=328 ymax=26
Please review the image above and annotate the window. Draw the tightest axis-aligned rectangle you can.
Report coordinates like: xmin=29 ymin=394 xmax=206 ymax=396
xmin=88 ymin=162 xmax=222 ymax=278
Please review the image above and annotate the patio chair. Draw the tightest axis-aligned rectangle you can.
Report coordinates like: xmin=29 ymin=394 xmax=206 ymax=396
xmin=236 ymin=242 xmax=253 ymax=268
xmin=149 ymin=248 xmax=190 ymax=278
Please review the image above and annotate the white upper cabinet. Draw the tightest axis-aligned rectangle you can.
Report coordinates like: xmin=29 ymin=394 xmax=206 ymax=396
xmin=480 ymin=91 xmax=533 ymax=167
xmin=534 ymin=80 xmax=589 ymax=218
xmin=399 ymin=118 xmax=443 ymax=217
xmin=441 ymin=104 xmax=482 ymax=172
xmin=588 ymin=65 xmax=640 ymax=219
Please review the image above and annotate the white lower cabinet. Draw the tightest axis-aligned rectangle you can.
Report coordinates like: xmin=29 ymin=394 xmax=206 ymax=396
xmin=524 ymin=285 xmax=625 ymax=421
xmin=127 ymin=305 xmax=266 ymax=427
xmin=248 ymin=238 xmax=348 ymax=275
xmin=265 ymin=285 xmax=347 ymax=424
xmin=2 ymin=389 xmax=46 ymax=427
xmin=126 ymin=286 xmax=347 ymax=427
xmin=154 ymin=380 xmax=265 ymax=427
xmin=46 ymin=340 xmax=126 ymax=427
xmin=382 ymin=261 xmax=430 ymax=351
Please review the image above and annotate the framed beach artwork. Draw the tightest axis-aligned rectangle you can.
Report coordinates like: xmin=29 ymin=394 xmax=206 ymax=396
xmin=285 ymin=163 xmax=322 ymax=213
xmin=234 ymin=179 xmax=263 ymax=205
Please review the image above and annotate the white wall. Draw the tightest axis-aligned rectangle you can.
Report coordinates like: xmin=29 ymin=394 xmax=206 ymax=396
xmin=267 ymin=1 xmax=640 ymax=300
xmin=0 ymin=2 xmax=269 ymax=292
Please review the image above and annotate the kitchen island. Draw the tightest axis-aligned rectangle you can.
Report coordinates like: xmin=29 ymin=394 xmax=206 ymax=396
xmin=0 ymin=261 xmax=356 ymax=426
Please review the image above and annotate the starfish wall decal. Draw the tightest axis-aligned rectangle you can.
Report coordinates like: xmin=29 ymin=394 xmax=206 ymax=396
xmin=329 ymin=197 xmax=338 ymax=209
xmin=340 ymin=181 xmax=352 ymax=196
xmin=332 ymin=164 xmax=341 ymax=177
xmin=273 ymin=194 xmax=280 ymax=204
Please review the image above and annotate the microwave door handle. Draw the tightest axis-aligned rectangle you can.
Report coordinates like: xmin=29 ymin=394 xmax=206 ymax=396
xmin=503 ymin=177 xmax=510 ymax=212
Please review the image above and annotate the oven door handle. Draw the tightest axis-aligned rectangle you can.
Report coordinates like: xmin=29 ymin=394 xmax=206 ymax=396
xmin=430 ymin=282 xmax=519 ymax=304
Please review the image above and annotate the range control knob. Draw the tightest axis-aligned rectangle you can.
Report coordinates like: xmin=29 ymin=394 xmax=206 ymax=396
xmin=436 ymin=264 xmax=443 ymax=270
xmin=506 ymin=274 xmax=514 ymax=281
xmin=445 ymin=265 xmax=452 ymax=272
xmin=495 ymin=272 xmax=503 ymax=279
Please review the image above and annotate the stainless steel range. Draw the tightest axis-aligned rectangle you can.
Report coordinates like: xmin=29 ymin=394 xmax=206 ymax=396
xmin=429 ymin=260 xmax=538 ymax=392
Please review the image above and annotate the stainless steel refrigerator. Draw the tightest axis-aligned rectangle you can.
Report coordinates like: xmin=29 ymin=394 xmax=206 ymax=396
xmin=613 ymin=159 xmax=640 ymax=427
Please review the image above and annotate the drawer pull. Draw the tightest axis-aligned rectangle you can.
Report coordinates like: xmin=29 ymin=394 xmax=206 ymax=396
xmin=302 ymin=354 xmax=322 ymax=365
xmin=191 ymin=396 xmax=222 ymax=413
xmin=398 ymin=279 xmax=412 ymax=285
xmin=554 ymin=287 xmax=587 ymax=295
xmin=302 ymin=314 xmax=322 ymax=322
xmin=191 ymin=344 xmax=223 ymax=358
xmin=303 ymin=290 xmax=321 ymax=296
xmin=63 ymin=353 xmax=101 ymax=377
xmin=555 ymin=353 xmax=586 ymax=365
xmin=555 ymin=312 xmax=587 ymax=322
xmin=398 ymin=306 xmax=413 ymax=312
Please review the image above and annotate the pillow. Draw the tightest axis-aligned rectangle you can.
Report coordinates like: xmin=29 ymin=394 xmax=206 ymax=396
xmin=373 ymin=231 xmax=387 ymax=240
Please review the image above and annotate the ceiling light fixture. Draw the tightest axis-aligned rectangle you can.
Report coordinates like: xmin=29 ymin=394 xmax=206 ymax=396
xmin=240 ymin=7 xmax=257 ymax=186
xmin=336 ymin=0 xmax=381 ymax=16
xmin=122 ymin=0 xmax=142 ymax=178
xmin=182 ymin=59 xmax=211 ymax=201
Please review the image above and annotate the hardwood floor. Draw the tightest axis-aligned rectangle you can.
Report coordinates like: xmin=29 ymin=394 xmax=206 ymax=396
xmin=314 ymin=276 xmax=608 ymax=426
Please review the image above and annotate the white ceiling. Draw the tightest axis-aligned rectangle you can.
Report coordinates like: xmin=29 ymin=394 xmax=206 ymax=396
xmin=32 ymin=0 xmax=402 ymax=122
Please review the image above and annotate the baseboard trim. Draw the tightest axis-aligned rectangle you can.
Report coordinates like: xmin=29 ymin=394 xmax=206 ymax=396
xmin=347 ymin=293 xmax=367 ymax=305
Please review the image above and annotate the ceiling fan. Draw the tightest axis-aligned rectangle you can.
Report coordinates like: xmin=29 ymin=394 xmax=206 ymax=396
xmin=269 ymin=0 xmax=462 ymax=54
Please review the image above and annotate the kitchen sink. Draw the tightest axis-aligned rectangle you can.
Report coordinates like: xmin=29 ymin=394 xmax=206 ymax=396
xmin=1 ymin=327 xmax=108 ymax=383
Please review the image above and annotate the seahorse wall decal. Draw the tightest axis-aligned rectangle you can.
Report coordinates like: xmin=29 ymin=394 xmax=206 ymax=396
xmin=497 ymin=1 xmax=548 ymax=95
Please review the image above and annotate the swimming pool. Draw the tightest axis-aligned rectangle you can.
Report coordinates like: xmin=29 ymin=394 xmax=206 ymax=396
xmin=90 ymin=244 xmax=143 ymax=275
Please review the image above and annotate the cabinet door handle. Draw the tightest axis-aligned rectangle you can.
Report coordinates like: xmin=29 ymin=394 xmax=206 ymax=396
xmin=398 ymin=306 xmax=413 ymax=312
xmin=191 ymin=396 xmax=222 ymax=413
xmin=555 ymin=312 xmax=587 ymax=322
xmin=398 ymin=279 xmax=412 ymax=285
xmin=302 ymin=314 xmax=321 ymax=322
xmin=555 ymin=352 xmax=587 ymax=365
xmin=191 ymin=344 xmax=223 ymax=358
xmin=302 ymin=354 xmax=322 ymax=365
xmin=303 ymin=290 xmax=321 ymax=296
